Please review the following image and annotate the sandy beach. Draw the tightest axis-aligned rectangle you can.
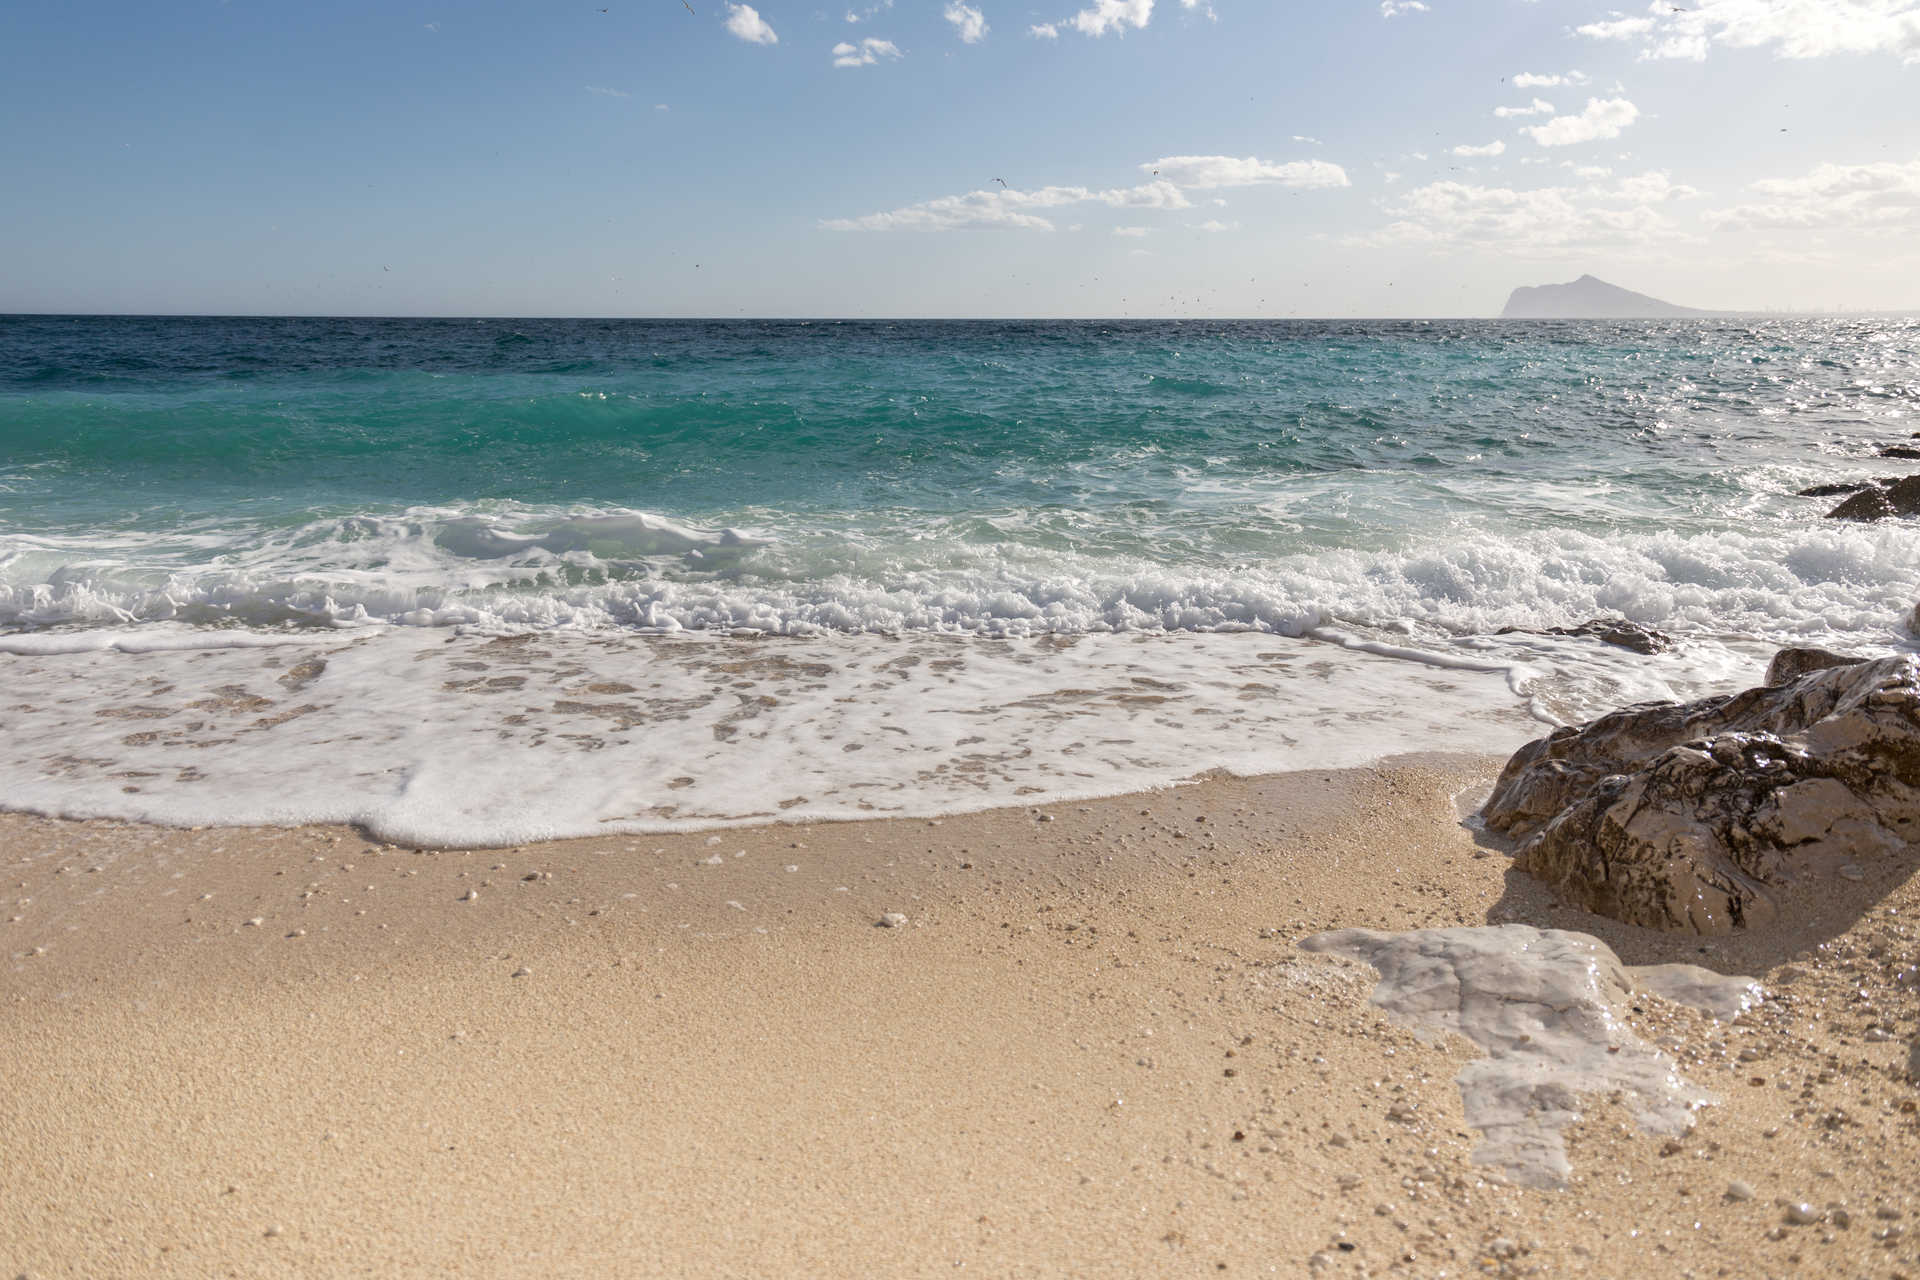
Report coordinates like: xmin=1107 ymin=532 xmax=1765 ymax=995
xmin=4 ymin=753 xmax=1915 ymax=1279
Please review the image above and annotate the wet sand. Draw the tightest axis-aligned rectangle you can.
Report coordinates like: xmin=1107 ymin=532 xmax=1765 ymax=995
xmin=2 ymin=754 xmax=1916 ymax=1278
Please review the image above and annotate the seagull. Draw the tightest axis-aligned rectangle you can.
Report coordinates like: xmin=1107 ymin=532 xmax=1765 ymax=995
xmin=993 ymin=177 xmax=1007 ymax=187
xmin=684 ymin=0 xmax=695 ymax=11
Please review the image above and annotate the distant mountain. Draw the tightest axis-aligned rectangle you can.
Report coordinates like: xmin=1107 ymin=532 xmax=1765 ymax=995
xmin=1501 ymin=274 xmax=1710 ymax=319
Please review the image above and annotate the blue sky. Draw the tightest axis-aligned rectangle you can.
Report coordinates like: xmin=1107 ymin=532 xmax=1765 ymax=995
xmin=1 ymin=0 xmax=1915 ymax=316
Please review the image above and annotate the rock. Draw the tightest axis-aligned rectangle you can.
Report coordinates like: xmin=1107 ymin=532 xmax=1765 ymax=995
xmin=1495 ymin=617 xmax=1673 ymax=656
xmin=1727 ymin=1180 xmax=1756 ymax=1201
xmin=1765 ymin=647 xmax=1866 ymax=685
xmin=877 ymin=912 xmax=909 ymax=928
xmin=1785 ymin=1202 xmax=1821 ymax=1225
xmin=1796 ymin=481 xmax=1878 ymax=498
xmin=1880 ymin=445 xmax=1920 ymax=460
xmin=1482 ymin=656 xmax=1920 ymax=933
xmin=1827 ymin=475 xmax=1920 ymax=521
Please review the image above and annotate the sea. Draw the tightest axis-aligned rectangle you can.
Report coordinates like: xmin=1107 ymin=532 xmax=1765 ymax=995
xmin=2 ymin=314 xmax=1915 ymax=845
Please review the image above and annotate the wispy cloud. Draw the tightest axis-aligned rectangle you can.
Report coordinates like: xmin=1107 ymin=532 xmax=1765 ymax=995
xmin=1521 ymin=97 xmax=1639 ymax=147
xmin=1029 ymin=22 xmax=1060 ymax=37
xmin=1140 ymin=155 xmax=1351 ymax=189
xmin=1453 ymin=141 xmax=1507 ymax=157
xmin=1707 ymin=157 xmax=1920 ymax=229
xmin=1381 ymin=0 xmax=1428 ymax=15
xmin=724 ymin=3 xmax=778 ymax=44
xmin=833 ymin=36 xmax=903 ymax=66
xmin=826 ymin=154 xmax=1347 ymax=233
xmin=1356 ymin=171 xmax=1698 ymax=253
xmin=823 ymin=179 xmax=1191 ymax=232
xmin=944 ymin=2 xmax=988 ymax=42
xmin=1511 ymin=70 xmax=1587 ymax=89
xmin=1113 ymin=225 xmax=1151 ymax=237
xmin=844 ymin=0 xmax=893 ymax=21
xmin=1578 ymin=0 xmax=1920 ymax=63
xmin=586 ymin=85 xmax=631 ymax=98
xmin=1193 ymin=218 xmax=1239 ymax=232
xmin=1493 ymin=98 xmax=1555 ymax=118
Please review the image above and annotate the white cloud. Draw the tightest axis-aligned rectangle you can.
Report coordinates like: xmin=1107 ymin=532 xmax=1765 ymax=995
xmin=423 ymin=22 xmax=440 ymax=33
xmin=1581 ymin=0 xmax=1920 ymax=63
xmin=586 ymin=85 xmax=630 ymax=98
xmin=844 ymin=0 xmax=893 ymax=21
xmin=1113 ymin=225 xmax=1151 ymax=237
xmin=1493 ymin=98 xmax=1555 ymax=118
xmin=833 ymin=36 xmax=903 ymax=66
xmin=1571 ymin=163 xmax=1612 ymax=178
xmin=1453 ymin=140 xmax=1507 ymax=157
xmin=1707 ymin=157 xmax=1920 ymax=229
xmin=1521 ymin=97 xmax=1639 ymax=147
xmin=1030 ymin=22 xmax=1060 ymax=37
xmin=1292 ymin=135 xmax=1323 ymax=145
xmin=1140 ymin=155 xmax=1351 ymax=189
xmin=725 ymin=3 xmax=778 ymax=44
xmin=1381 ymin=0 xmax=1428 ymax=14
xmin=654 ymin=103 xmax=670 ymax=111
xmin=944 ymin=3 xmax=988 ymax=42
xmin=1510 ymin=71 xmax=1564 ymax=87
xmin=1575 ymin=13 xmax=1655 ymax=39
xmin=1070 ymin=0 xmax=1154 ymax=37
xmin=1193 ymin=218 xmax=1239 ymax=231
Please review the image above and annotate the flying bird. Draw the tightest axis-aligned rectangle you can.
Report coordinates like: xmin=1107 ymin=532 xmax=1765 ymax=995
xmin=993 ymin=177 xmax=1007 ymax=187
xmin=684 ymin=0 xmax=695 ymax=11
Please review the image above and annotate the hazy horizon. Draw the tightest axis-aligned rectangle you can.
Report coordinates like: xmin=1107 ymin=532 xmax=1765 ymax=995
xmin=3 ymin=0 xmax=1916 ymax=319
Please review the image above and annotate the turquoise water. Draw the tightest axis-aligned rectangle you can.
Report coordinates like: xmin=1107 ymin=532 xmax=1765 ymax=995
xmin=3 ymin=314 xmax=1917 ymax=841
xmin=3 ymin=314 xmax=1917 ymax=646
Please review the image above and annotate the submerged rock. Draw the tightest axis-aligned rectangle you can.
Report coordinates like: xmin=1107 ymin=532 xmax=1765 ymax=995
xmin=1826 ymin=475 xmax=1920 ymax=521
xmin=1880 ymin=445 xmax=1920 ymax=460
xmin=1795 ymin=480 xmax=1878 ymax=498
xmin=1482 ymin=656 xmax=1920 ymax=933
xmin=1494 ymin=617 xmax=1672 ymax=656
xmin=1764 ymin=647 xmax=1866 ymax=686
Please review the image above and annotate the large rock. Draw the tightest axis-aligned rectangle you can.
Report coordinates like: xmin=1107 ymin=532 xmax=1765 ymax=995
xmin=1482 ymin=656 xmax=1920 ymax=934
xmin=1827 ymin=475 xmax=1920 ymax=521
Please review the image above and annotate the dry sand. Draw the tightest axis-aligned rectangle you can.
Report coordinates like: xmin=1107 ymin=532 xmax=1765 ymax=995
xmin=2 ymin=753 xmax=1916 ymax=1278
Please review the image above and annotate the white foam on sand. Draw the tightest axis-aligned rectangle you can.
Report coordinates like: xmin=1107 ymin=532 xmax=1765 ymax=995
xmin=0 ymin=626 xmax=1543 ymax=847
xmin=1300 ymin=925 xmax=1747 ymax=1189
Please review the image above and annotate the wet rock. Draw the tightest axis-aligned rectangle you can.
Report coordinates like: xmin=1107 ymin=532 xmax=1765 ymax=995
xmin=1482 ymin=656 xmax=1920 ymax=933
xmin=1495 ymin=617 xmax=1672 ymax=656
xmin=1880 ymin=445 xmax=1920 ymax=460
xmin=1827 ymin=475 xmax=1920 ymax=521
xmin=1765 ymin=647 xmax=1867 ymax=686
xmin=1796 ymin=480 xmax=1878 ymax=498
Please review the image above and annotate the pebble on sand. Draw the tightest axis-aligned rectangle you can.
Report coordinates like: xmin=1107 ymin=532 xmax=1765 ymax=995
xmin=510 ymin=966 xmax=531 ymax=978
xmin=1726 ymin=1181 xmax=1755 ymax=1201
xmin=878 ymin=912 xmax=909 ymax=929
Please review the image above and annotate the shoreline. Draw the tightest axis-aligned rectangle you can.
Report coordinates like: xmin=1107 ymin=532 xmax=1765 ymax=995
xmin=4 ymin=757 xmax=1916 ymax=1278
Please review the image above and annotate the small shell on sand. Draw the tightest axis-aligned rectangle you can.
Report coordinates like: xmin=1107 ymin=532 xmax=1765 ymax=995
xmin=510 ymin=966 xmax=531 ymax=978
xmin=878 ymin=912 xmax=909 ymax=929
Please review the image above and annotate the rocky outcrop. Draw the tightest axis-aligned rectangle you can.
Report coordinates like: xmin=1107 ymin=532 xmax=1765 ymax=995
xmin=1880 ymin=446 xmax=1920 ymax=460
xmin=1827 ymin=475 xmax=1920 ymax=521
xmin=1495 ymin=617 xmax=1672 ymax=655
xmin=1482 ymin=656 xmax=1920 ymax=934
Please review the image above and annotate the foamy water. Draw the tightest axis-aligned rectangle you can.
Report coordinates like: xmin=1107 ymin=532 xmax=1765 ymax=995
xmin=3 ymin=315 xmax=1916 ymax=841
xmin=0 ymin=626 xmax=1553 ymax=845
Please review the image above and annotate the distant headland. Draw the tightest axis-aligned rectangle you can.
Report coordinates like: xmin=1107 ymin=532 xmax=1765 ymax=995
xmin=1501 ymin=275 xmax=1711 ymax=319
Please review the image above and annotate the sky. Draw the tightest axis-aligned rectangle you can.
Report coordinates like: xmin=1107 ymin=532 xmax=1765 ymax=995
xmin=1 ymin=0 xmax=1916 ymax=318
